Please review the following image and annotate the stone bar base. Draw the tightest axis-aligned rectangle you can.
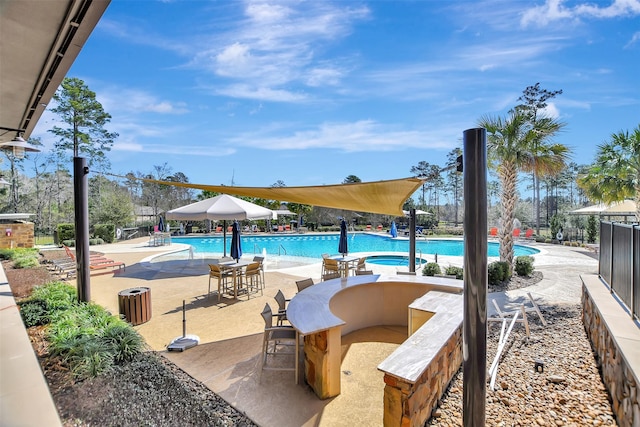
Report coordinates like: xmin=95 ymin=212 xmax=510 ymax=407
xmin=582 ymin=275 xmax=639 ymax=427
xmin=382 ymin=327 xmax=462 ymax=427
xmin=304 ymin=328 xmax=341 ymax=399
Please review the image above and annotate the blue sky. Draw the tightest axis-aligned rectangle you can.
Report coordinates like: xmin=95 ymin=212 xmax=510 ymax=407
xmin=33 ymin=0 xmax=640 ymax=192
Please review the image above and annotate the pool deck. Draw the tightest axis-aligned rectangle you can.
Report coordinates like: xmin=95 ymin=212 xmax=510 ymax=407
xmin=4 ymin=235 xmax=600 ymax=427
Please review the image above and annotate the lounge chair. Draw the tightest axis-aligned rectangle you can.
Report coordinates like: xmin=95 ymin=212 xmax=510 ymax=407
xmin=489 ymin=227 xmax=498 ymax=237
xmin=62 ymin=245 xmax=126 ymax=273
xmin=512 ymin=228 xmax=521 ymax=238
xmin=524 ymin=229 xmax=534 ymax=239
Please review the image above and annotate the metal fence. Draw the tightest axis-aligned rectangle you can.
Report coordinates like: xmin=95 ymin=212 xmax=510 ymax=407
xmin=599 ymin=221 xmax=639 ymax=320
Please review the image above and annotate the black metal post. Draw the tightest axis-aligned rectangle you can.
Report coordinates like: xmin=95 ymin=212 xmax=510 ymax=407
xmin=462 ymin=128 xmax=487 ymax=426
xmin=74 ymin=157 xmax=91 ymax=302
xmin=409 ymin=208 xmax=416 ymax=273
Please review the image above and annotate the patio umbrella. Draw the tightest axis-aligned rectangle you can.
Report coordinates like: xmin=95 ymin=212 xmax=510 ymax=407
xmin=230 ymin=220 xmax=242 ymax=262
xmin=338 ymin=218 xmax=348 ymax=256
xmin=390 ymin=221 xmax=398 ymax=238
xmin=166 ymin=194 xmax=274 ymax=256
xmin=158 ymin=216 xmax=164 ymax=232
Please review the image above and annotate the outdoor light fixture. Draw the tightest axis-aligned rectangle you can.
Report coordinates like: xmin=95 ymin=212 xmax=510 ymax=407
xmin=0 ymin=134 xmax=41 ymax=159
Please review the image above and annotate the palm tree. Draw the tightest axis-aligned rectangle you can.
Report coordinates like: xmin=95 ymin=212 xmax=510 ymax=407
xmin=520 ymin=117 xmax=569 ymax=233
xmin=479 ymin=110 xmax=566 ymax=267
xmin=578 ymin=125 xmax=640 ymax=222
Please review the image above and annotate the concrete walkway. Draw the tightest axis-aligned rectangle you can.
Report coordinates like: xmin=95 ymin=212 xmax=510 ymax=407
xmin=83 ymin=238 xmax=598 ymax=427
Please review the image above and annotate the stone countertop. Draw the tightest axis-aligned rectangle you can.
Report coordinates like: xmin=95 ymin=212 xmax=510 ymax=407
xmin=286 ymin=274 xmax=463 ymax=336
xmin=378 ymin=291 xmax=463 ymax=383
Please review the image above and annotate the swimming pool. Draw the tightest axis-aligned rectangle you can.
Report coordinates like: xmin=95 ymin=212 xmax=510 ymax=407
xmin=170 ymin=233 xmax=539 ymax=259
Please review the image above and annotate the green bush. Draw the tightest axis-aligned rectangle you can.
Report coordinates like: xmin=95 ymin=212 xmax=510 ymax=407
xmin=422 ymin=262 xmax=442 ymax=276
xmin=514 ymin=256 xmax=534 ymax=277
xmin=19 ymin=300 xmax=50 ymax=327
xmin=18 ymin=281 xmax=77 ymax=327
xmin=48 ymin=301 xmax=144 ymax=379
xmin=587 ymin=215 xmax=598 ymax=244
xmin=0 ymin=248 xmax=40 ymax=268
xmin=57 ymin=223 xmax=75 ymax=243
xmin=445 ymin=265 xmax=463 ymax=280
xmin=61 ymin=238 xmax=105 ymax=247
xmin=488 ymin=261 xmax=511 ymax=285
xmin=93 ymin=224 xmax=115 ymax=244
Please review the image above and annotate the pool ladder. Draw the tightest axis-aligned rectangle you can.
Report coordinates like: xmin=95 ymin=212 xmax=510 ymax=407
xmin=278 ymin=244 xmax=287 ymax=256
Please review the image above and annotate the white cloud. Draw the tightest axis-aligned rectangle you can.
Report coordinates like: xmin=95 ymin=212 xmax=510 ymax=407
xmin=625 ymin=31 xmax=640 ymax=48
xmin=227 ymin=120 xmax=456 ymax=153
xmin=522 ymin=0 xmax=640 ymax=27
xmin=215 ymin=84 xmax=308 ymax=102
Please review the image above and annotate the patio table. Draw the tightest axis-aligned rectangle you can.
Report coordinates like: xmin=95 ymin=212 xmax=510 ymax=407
xmin=219 ymin=259 xmax=251 ymax=299
xmin=330 ymin=255 xmax=358 ymax=277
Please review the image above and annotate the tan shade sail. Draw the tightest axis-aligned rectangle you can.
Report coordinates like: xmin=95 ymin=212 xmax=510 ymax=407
xmin=122 ymin=175 xmax=424 ymax=216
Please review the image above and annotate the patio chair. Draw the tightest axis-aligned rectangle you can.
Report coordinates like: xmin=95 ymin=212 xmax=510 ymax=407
xmin=260 ymin=303 xmax=298 ymax=382
xmin=489 ymin=227 xmax=498 ymax=237
xmin=253 ymin=255 xmax=265 ymax=286
xmin=512 ymin=228 xmax=521 ymax=238
xmin=295 ymin=278 xmax=314 ymax=292
xmin=274 ymin=289 xmax=290 ymax=326
xmin=242 ymin=262 xmax=263 ymax=296
xmin=524 ymin=229 xmax=534 ymax=239
xmin=351 ymin=257 xmax=367 ymax=275
xmin=208 ymin=264 xmax=231 ymax=301
xmin=322 ymin=258 xmax=342 ymax=280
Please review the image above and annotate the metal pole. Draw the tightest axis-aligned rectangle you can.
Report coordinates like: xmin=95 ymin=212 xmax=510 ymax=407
xmin=74 ymin=157 xmax=91 ymax=302
xmin=409 ymin=208 xmax=416 ymax=273
xmin=462 ymin=128 xmax=487 ymax=426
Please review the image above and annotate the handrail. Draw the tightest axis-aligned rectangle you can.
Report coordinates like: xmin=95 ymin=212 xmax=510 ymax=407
xmin=278 ymin=244 xmax=287 ymax=256
xmin=418 ymin=249 xmax=423 ymax=267
xmin=254 ymin=243 xmax=259 ymax=254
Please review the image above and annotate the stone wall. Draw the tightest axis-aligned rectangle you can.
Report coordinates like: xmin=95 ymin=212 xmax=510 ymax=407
xmin=0 ymin=222 xmax=34 ymax=249
xmin=582 ymin=287 xmax=639 ymax=427
xmin=382 ymin=327 xmax=463 ymax=427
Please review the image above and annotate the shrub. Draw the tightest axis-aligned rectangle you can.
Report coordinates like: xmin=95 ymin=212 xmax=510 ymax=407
xmin=422 ymin=262 xmax=442 ymax=276
xmin=587 ymin=215 xmax=598 ymax=244
xmin=514 ymin=256 xmax=534 ymax=277
xmin=93 ymin=224 xmax=115 ymax=244
xmin=47 ymin=301 xmax=144 ymax=379
xmin=544 ymin=238 xmax=553 ymax=244
xmin=19 ymin=281 xmax=77 ymax=327
xmin=57 ymin=223 xmax=75 ymax=243
xmin=0 ymin=248 xmax=40 ymax=268
xmin=488 ymin=261 xmax=511 ymax=285
xmin=445 ymin=265 xmax=463 ymax=280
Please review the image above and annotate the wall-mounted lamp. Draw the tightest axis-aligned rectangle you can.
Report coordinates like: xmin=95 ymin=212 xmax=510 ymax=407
xmin=0 ymin=134 xmax=41 ymax=159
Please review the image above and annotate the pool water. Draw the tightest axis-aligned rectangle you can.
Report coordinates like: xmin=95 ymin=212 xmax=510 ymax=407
xmin=366 ymin=255 xmax=427 ymax=266
xmin=170 ymin=233 xmax=539 ymax=259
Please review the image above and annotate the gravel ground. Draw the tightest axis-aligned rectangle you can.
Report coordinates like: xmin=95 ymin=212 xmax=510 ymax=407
xmin=427 ymin=303 xmax=617 ymax=426
xmin=52 ymin=352 xmax=257 ymax=427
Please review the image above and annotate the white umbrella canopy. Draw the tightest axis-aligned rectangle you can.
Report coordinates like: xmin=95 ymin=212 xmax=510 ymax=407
xmin=166 ymin=194 xmax=274 ymax=221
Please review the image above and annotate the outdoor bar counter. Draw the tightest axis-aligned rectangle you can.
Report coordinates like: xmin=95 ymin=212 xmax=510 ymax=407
xmin=286 ymin=274 xmax=464 ymax=400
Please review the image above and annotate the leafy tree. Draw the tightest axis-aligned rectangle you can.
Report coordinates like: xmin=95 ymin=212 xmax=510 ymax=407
xmin=586 ymin=215 xmax=598 ymax=243
xmin=479 ymin=109 xmax=564 ymax=267
xmin=49 ymin=77 xmax=118 ymax=169
xmin=578 ymin=125 xmax=640 ymax=222
xmin=445 ymin=148 xmax=463 ymax=225
xmin=89 ymin=177 xmax=134 ymax=229
xmin=515 ymin=83 xmax=568 ymax=234
xmin=410 ymin=161 xmax=430 ymax=208
xmin=343 ymin=175 xmax=361 ymax=184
